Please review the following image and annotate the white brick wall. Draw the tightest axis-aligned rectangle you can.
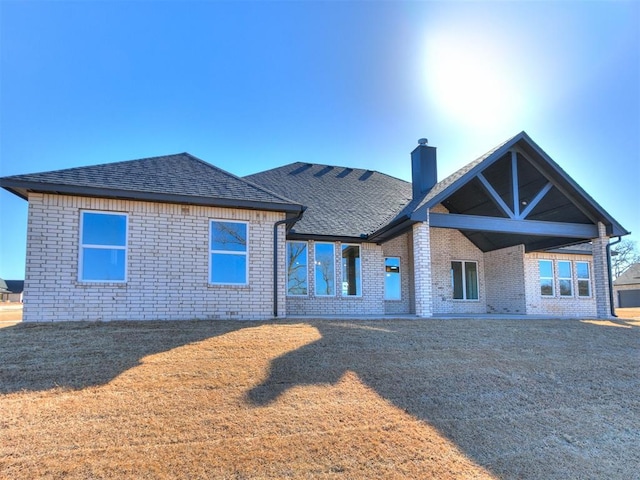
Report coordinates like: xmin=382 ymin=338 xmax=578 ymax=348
xmin=523 ymin=252 xmax=597 ymax=317
xmin=23 ymin=193 xmax=285 ymax=322
xmin=413 ymin=221 xmax=433 ymax=317
xmin=381 ymin=232 xmax=414 ymax=314
xmin=484 ymin=245 xmax=526 ymax=314
xmin=428 ymin=205 xmax=487 ymax=314
xmin=286 ymin=241 xmax=385 ymax=316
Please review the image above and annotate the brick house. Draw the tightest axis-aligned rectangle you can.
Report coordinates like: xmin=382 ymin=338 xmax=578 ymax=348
xmin=0 ymin=132 xmax=628 ymax=321
xmin=613 ymin=263 xmax=640 ymax=308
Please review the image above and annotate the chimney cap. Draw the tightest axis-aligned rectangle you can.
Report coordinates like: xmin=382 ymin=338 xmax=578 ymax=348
xmin=418 ymin=138 xmax=428 ymax=146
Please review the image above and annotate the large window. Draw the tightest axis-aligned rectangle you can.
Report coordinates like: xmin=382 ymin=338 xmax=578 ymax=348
xmin=539 ymin=260 xmax=554 ymax=296
xmin=286 ymin=241 xmax=308 ymax=295
xmin=314 ymin=242 xmax=335 ymax=296
xmin=210 ymin=220 xmax=248 ymax=285
xmin=79 ymin=211 xmax=128 ymax=282
xmin=576 ymin=262 xmax=591 ymax=297
xmin=341 ymin=244 xmax=361 ymax=296
xmin=451 ymin=261 xmax=478 ymax=300
xmin=558 ymin=261 xmax=573 ymax=296
xmin=384 ymin=257 xmax=401 ymax=300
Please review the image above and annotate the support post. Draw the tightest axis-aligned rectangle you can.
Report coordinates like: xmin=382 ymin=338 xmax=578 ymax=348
xmin=592 ymin=222 xmax=613 ymax=318
xmin=412 ymin=215 xmax=433 ymax=317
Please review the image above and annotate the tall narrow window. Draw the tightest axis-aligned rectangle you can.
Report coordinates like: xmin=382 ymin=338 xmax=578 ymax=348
xmin=451 ymin=261 xmax=479 ymax=300
xmin=384 ymin=257 xmax=401 ymax=300
xmin=341 ymin=244 xmax=361 ymax=296
xmin=79 ymin=211 xmax=128 ymax=282
xmin=287 ymin=241 xmax=308 ymax=295
xmin=210 ymin=220 xmax=248 ymax=285
xmin=314 ymin=243 xmax=335 ymax=296
xmin=558 ymin=261 xmax=573 ymax=296
xmin=576 ymin=262 xmax=591 ymax=297
xmin=539 ymin=260 xmax=554 ymax=296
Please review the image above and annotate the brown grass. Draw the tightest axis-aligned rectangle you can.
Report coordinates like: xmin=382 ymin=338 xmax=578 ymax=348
xmin=1 ymin=317 xmax=638 ymax=479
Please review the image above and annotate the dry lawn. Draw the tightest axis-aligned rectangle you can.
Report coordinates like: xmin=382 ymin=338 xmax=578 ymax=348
xmin=0 ymin=317 xmax=638 ymax=479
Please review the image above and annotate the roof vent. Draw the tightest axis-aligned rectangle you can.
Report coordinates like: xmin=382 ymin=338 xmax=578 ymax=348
xmin=418 ymin=138 xmax=428 ymax=146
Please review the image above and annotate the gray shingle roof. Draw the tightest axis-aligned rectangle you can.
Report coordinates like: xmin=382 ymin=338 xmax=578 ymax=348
xmin=614 ymin=263 xmax=640 ymax=286
xmin=1 ymin=153 xmax=303 ymax=213
xmin=245 ymin=162 xmax=412 ymax=238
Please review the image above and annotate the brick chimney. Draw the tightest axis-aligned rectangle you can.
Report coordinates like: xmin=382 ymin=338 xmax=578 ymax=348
xmin=411 ymin=138 xmax=437 ymax=199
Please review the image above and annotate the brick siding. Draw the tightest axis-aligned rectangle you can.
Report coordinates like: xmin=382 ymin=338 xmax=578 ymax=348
xmin=381 ymin=232 xmax=414 ymax=314
xmin=523 ymin=252 xmax=597 ymax=317
xmin=23 ymin=193 xmax=285 ymax=322
xmin=485 ymin=245 xmax=527 ymax=314
xmin=286 ymin=241 xmax=385 ymax=316
xmin=429 ymin=227 xmax=486 ymax=315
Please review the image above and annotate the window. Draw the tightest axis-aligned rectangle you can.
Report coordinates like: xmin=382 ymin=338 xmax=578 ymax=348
xmin=79 ymin=211 xmax=128 ymax=282
xmin=576 ymin=262 xmax=591 ymax=297
xmin=314 ymin=242 xmax=335 ymax=296
xmin=558 ymin=261 xmax=573 ymax=296
xmin=384 ymin=257 xmax=401 ymax=300
xmin=539 ymin=260 xmax=554 ymax=296
xmin=210 ymin=220 xmax=248 ymax=285
xmin=287 ymin=241 xmax=308 ymax=295
xmin=341 ymin=244 xmax=361 ymax=296
xmin=451 ymin=261 xmax=478 ymax=300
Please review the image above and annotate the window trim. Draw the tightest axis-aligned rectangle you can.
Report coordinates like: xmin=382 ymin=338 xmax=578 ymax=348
xmin=341 ymin=243 xmax=362 ymax=297
xmin=209 ymin=219 xmax=249 ymax=286
xmin=451 ymin=260 xmax=479 ymax=301
xmin=539 ymin=259 xmax=555 ymax=297
xmin=576 ymin=261 xmax=592 ymax=298
xmin=78 ymin=210 xmax=128 ymax=283
xmin=557 ymin=260 xmax=573 ymax=297
xmin=314 ymin=242 xmax=336 ymax=297
xmin=384 ymin=256 xmax=402 ymax=301
xmin=286 ymin=241 xmax=309 ymax=296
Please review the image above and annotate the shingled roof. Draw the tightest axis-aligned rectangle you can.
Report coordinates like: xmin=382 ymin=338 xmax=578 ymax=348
xmin=245 ymin=163 xmax=412 ymax=239
xmin=614 ymin=263 xmax=640 ymax=286
xmin=0 ymin=153 xmax=303 ymax=213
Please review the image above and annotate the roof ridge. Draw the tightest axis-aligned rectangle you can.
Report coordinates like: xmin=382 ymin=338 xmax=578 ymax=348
xmin=2 ymin=152 xmax=191 ymax=178
xmin=183 ymin=154 xmax=301 ymax=205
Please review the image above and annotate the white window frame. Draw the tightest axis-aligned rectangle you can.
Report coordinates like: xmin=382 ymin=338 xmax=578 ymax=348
xmin=286 ymin=241 xmax=309 ymax=296
xmin=341 ymin=243 xmax=362 ymax=297
xmin=576 ymin=261 xmax=591 ymax=297
xmin=314 ymin=242 xmax=336 ymax=296
xmin=539 ymin=259 xmax=555 ymax=297
xmin=451 ymin=260 xmax=479 ymax=301
xmin=79 ymin=210 xmax=128 ymax=283
xmin=384 ymin=257 xmax=401 ymax=301
xmin=209 ymin=219 xmax=249 ymax=286
xmin=557 ymin=260 xmax=573 ymax=297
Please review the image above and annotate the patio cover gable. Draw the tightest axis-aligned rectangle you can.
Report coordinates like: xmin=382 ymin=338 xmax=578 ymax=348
xmin=372 ymin=132 xmax=628 ymax=251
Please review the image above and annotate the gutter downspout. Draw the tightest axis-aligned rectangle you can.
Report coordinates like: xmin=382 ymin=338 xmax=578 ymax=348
xmin=606 ymin=236 xmax=622 ymax=318
xmin=273 ymin=209 xmax=305 ymax=317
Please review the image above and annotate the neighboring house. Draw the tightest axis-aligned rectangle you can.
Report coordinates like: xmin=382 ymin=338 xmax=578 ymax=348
xmin=0 ymin=131 xmax=629 ymax=322
xmin=613 ymin=263 xmax=640 ymax=308
xmin=0 ymin=279 xmax=23 ymax=302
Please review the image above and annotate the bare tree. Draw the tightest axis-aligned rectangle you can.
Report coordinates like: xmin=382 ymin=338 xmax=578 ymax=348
xmin=287 ymin=243 xmax=307 ymax=295
xmin=611 ymin=239 xmax=640 ymax=279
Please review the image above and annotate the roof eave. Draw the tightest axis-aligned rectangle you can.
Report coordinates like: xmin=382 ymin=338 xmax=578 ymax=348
xmin=0 ymin=181 xmax=305 ymax=214
xmin=410 ymin=131 xmax=630 ymax=238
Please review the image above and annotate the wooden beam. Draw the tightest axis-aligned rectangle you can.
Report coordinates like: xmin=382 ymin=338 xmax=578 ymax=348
xmin=476 ymin=172 xmax=515 ymax=219
xmin=511 ymin=150 xmax=520 ymax=218
xmin=429 ymin=212 xmax=598 ymax=238
xmin=519 ymin=182 xmax=552 ymax=219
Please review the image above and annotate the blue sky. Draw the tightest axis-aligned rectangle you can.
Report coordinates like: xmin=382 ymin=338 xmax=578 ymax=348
xmin=1 ymin=1 xmax=638 ymax=279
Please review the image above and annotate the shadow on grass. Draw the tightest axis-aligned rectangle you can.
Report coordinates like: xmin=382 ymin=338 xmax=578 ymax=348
xmin=247 ymin=319 xmax=640 ymax=479
xmin=0 ymin=320 xmax=247 ymax=393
